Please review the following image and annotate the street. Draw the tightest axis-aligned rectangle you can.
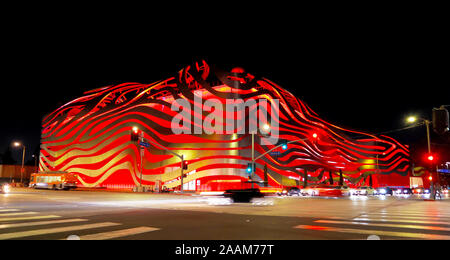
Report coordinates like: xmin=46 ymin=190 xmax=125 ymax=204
xmin=1 ymin=188 xmax=449 ymax=240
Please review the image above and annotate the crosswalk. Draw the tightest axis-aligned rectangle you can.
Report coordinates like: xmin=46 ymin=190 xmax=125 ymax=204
xmin=0 ymin=207 xmax=160 ymax=240
xmin=294 ymin=209 xmax=450 ymax=240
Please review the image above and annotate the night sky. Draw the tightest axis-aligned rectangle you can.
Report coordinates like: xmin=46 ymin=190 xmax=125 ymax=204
xmin=1 ymin=31 xmax=449 ymax=165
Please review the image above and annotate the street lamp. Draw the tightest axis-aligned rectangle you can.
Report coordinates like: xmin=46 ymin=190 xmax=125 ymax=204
xmin=406 ymin=115 xmax=436 ymax=199
xmin=13 ymin=141 xmax=26 ymax=184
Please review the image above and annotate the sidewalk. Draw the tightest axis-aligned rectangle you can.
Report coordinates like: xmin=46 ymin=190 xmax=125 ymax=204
xmin=9 ymin=187 xmax=195 ymax=196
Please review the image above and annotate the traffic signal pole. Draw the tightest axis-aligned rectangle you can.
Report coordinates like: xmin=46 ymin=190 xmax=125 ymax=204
xmin=133 ymin=130 xmax=186 ymax=193
xmin=139 ymin=132 xmax=144 ymax=190
xmin=251 ymin=136 xmax=316 ymax=188
xmin=424 ymin=120 xmax=436 ymax=200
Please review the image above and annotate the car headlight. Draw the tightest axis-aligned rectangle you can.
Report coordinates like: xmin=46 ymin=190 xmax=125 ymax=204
xmin=379 ymin=189 xmax=386 ymax=194
xmin=282 ymin=190 xmax=287 ymax=194
xmin=3 ymin=185 xmax=10 ymax=193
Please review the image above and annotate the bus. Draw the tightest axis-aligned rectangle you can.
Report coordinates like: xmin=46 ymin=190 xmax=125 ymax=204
xmin=29 ymin=172 xmax=78 ymax=190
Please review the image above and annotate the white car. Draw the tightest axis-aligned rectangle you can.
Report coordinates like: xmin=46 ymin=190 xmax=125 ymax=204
xmin=354 ymin=186 xmax=376 ymax=196
xmin=338 ymin=186 xmax=352 ymax=196
xmin=0 ymin=184 xmax=11 ymax=194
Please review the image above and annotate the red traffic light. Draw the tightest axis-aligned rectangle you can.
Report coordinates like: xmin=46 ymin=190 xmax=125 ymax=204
xmin=427 ymin=155 xmax=434 ymax=161
xmin=182 ymin=160 xmax=189 ymax=170
xmin=131 ymin=129 xmax=140 ymax=142
xmin=429 ymin=176 xmax=433 ymax=181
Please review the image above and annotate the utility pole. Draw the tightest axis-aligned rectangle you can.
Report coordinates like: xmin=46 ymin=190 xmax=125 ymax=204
xmin=251 ymin=132 xmax=255 ymax=189
xmin=139 ymin=131 xmax=144 ymax=191
xmin=180 ymin=155 xmax=185 ymax=193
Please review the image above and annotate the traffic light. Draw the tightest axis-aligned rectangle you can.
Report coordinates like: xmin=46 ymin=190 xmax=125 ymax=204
xmin=247 ymin=163 xmax=253 ymax=173
xmin=131 ymin=128 xmax=139 ymax=142
xmin=427 ymin=155 xmax=434 ymax=161
xmin=182 ymin=160 xmax=189 ymax=170
xmin=279 ymin=140 xmax=288 ymax=150
xmin=432 ymin=107 xmax=449 ymax=135
xmin=181 ymin=161 xmax=189 ymax=170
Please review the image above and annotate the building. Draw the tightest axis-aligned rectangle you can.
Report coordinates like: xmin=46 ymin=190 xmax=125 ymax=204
xmin=39 ymin=61 xmax=411 ymax=191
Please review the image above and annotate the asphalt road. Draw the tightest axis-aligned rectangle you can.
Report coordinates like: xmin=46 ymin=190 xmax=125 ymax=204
xmin=1 ymin=188 xmax=449 ymax=240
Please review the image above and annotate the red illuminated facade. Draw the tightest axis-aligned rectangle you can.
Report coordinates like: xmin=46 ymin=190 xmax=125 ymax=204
xmin=39 ymin=61 xmax=411 ymax=191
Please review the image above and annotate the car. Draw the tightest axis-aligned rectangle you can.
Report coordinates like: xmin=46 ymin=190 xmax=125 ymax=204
xmin=374 ymin=187 xmax=393 ymax=196
xmin=279 ymin=187 xmax=301 ymax=196
xmin=399 ymin=188 xmax=413 ymax=195
xmin=338 ymin=186 xmax=352 ymax=196
xmin=354 ymin=186 xmax=376 ymax=196
xmin=0 ymin=183 xmax=11 ymax=194
xmin=412 ymin=187 xmax=425 ymax=194
xmin=301 ymin=185 xmax=342 ymax=197
xmin=223 ymin=189 xmax=264 ymax=203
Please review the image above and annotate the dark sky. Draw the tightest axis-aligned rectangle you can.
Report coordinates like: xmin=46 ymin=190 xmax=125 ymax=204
xmin=1 ymin=26 xmax=449 ymax=165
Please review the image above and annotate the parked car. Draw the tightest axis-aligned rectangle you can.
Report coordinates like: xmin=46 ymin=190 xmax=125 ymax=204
xmin=412 ymin=187 xmax=425 ymax=194
xmin=0 ymin=183 xmax=11 ymax=194
xmin=338 ymin=186 xmax=352 ymax=196
xmin=374 ymin=187 xmax=393 ymax=196
xmin=301 ymin=185 xmax=342 ymax=197
xmin=397 ymin=188 xmax=413 ymax=195
xmin=279 ymin=187 xmax=302 ymax=196
xmin=354 ymin=186 xmax=376 ymax=196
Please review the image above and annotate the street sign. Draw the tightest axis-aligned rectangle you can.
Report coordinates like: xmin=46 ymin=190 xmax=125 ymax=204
xmin=139 ymin=141 xmax=151 ymax=148
xmin=270 ymin=151 xmax=281 ymax=156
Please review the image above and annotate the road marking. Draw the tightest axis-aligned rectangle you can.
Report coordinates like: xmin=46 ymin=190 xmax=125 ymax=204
xmin=294 ymin=225 xmax=450 ymax=240
xmin=0 ymin=219 xmax=88 ymax=230
xmin=367 ymin=212 xmax=450 ymax=218
xmin=0 ymin=209 xmax=20 ymax=213
xmin=315 ymin=220 xmax=450 ymax=232
xmin=0 ymin=222 xmax=121 ymax=240
xmin=360 ymin=214 xmax=450 ymax=221
xmin=352 ymin=218 xmax=450 ymax=225
xmin=73 ymin=226 xmax=160 ymax=240
xmin=0 ymin=212 xmax=37 ymax=217
xmin=0 ymin=215 xmax=61 ymax=222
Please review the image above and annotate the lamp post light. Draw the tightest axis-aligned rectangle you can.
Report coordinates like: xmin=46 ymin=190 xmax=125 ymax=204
xmin=406 ymin=116 xmax=436 ymax=199
xmin=13 ymin=142 xmax=26 ymax=184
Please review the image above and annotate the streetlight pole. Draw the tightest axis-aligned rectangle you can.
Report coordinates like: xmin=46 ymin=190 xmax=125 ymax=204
xmin=251 ymin=132 xmax=255 ymax=189
xmin=407 ymin=117 xmax=435 ymax=199
xmin=13 ymin=142 xmax=26 ymax=184
xmin=133 ymin=127 xmax=186 ymax=193
xmin=139 ymin=131 xmax=144 ymax=191
xmin=21 ymin=145 xmax=26 ymax=183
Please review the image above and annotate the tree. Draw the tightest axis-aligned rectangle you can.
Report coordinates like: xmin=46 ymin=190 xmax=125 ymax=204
xmin=303 ymin=169 xmax=308 ymax=188
xmin=339 ymin=169 xmax=344 ymax=187
xmin=263 ymin=164 xmax=268 ymax=187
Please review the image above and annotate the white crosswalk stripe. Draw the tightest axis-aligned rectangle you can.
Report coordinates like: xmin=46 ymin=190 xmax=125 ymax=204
xmin=0 ymin=215 xmax=62 ymax=222
xmin=0 ymin=219 xmax=88 ymax=230
xmin=294 ymin=210 xmax=450 ymax=240
xmin=0 ymin=208 xmax=161 ymax=240
xmin=71 ymin=226 xmax=160 ymax=240
xmin=0 ymin=212 xmax=37 ymax=217
xmin=352 ymin=218 xmax=449 ymax=225
xmin=0 ymin=222 xmax=121 ymax=240
xmin=0 ymin=209 xmax=20 ymax=213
